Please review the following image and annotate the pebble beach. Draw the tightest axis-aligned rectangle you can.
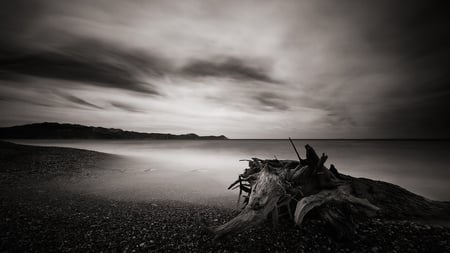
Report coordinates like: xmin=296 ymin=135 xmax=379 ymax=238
xmin=1 ymin=141 xmax=449 ymax=252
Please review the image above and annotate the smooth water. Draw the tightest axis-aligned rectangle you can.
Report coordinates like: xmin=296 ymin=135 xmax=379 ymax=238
xmin=11 ymin=139 xmax=450 ymax=202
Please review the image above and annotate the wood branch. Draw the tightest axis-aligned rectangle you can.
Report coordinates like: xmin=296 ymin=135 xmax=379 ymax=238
xmin=329 ymin=164 xmax=340 ymax=178
xmin=289 ymin=137 xmax=302 ymax=162
xmin=215 ymin=168 xmax=284 ymax=238
xmin=230 ymin=184 xmax=240 ymax=190
xmin=237 ymin=176 xmax=243 ymax=207
xmin=241 ymin=185 xmax=251 ymax=193
xmin=315 ymin=154 xmax=341 ymax=188
xmin=228 ymin=178 xmax=240 ymax=190
xmin=293 ymin=185 xmax=378 ymax=226
xmin=315 ymin=153 xmax=328 ymax=172
xmin=305 ymin=144 xmax=320 ymax=166
xmin=213 ymin=210 xmax=265 ymax=240
xmin=277 ymin=195 xmax=294 ymax=219
xmin=292 ymin=165 xmax=310 ymax=182
xmin=241 ymin=174 xmax=258 ymax=181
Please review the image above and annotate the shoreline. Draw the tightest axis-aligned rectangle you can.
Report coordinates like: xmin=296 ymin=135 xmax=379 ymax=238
xmin=1 ymin=141 xmax=449 ymax=252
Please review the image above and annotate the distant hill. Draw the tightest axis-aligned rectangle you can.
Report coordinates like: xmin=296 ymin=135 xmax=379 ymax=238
xmin=0 ymin=122 xmax=228 ymax=140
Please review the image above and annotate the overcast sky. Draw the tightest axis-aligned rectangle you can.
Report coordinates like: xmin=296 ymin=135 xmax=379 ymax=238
xmin=0 ymin=0 xmax=449 ymax=138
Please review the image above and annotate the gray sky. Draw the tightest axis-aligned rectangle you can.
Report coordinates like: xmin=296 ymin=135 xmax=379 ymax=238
xmin=1 ymin=0 xmax=449 ymax=138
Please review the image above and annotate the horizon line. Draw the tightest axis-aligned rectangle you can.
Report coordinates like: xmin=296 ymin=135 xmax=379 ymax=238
xmin=227 ymin=138 xmax=450 ymax=141
xmin=2 ymin=122 xmax=449 ymax=140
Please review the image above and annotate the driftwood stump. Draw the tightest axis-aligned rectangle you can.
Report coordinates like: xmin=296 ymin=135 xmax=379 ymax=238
xmin=212 ymin=140 xmax=450 ymax=240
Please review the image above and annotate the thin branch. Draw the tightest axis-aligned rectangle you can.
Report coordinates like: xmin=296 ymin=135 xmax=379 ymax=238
xmin=288 ymin=137 xmax=302 ymax=162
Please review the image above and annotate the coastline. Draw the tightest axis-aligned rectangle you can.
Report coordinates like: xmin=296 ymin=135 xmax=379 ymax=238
xmin=1 ymin=141 xmax=449 ymax=252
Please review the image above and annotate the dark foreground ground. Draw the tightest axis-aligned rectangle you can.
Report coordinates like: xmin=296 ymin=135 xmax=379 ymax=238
xmin=1 ymin=141 xmax=449 ymax=252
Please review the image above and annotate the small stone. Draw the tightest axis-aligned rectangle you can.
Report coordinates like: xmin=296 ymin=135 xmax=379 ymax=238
xmin=371 ymin=246 xmax=379 ymax=253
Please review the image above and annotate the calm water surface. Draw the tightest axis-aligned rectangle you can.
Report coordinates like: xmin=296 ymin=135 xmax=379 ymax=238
xmin=11 ymin=140 xmax=450 ymax=202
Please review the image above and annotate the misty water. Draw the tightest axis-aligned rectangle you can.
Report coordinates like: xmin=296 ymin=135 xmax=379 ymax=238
xmin=12 ymin=140 xmax=450 ymax=204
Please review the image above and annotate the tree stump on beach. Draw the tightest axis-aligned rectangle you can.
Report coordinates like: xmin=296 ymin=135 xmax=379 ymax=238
xmin=211 ymin=139 xmax=450 ymax=240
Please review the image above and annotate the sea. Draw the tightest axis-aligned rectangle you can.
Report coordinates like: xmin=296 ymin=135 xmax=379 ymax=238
xmin=10 ymin=139 xmax=450 ymax=204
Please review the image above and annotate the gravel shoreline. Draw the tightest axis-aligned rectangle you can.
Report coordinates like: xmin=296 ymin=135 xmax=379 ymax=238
xmin=1 ymin=141 xmax=449 ymax=252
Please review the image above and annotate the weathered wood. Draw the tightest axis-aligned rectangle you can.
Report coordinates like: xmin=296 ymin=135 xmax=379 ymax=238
xmin=213 ymin=166 xmax=285 ymax=238
xmin=305 ymin=144 xmax=320 ymax=166
xmin=212 ymin=141 xmax=449 ymax=240
xmin=228 ymin=178 xmax=240 ymax=190
xmin=293 ymin=185 xmax=379 ymax=226
xmin=289 ymin=137 xmax=302 ymax=162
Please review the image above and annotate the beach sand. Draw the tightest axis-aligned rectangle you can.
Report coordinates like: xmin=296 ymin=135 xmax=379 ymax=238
xmin=1 ymin=141 xmax=449 ymax=252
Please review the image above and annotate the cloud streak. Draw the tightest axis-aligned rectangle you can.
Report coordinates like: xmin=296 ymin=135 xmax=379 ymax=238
xmin=181 ymin=57 xmax=279 ymax=83
xmin=254 ymin=92 xmax=289 ymax=111
xmin=110 ymin=102 xmax=143 ymax=113
xmin=0 ymin=38 xmax=167 ymax=95
xmin=61 ymin=94 xmax=103 ymax=110
xmin=0 ymin=0 xmax=449 ymax=138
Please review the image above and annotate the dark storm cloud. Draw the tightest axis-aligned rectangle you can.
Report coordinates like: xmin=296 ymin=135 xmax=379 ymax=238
xmin=375 ymin=78 xmax=450 ymax=138
xmin=1 ymin=0 xmax=449 ymax=138
xmin=356 ymin=1 xmax=450 ymax=137
xmin=0 ymin=0 xmax=168 ymax=95
xmin=278 ymin=0 xmax=450 ymax=137
xmin=0 ymin=93 xmax=53 ymax=108
xmin=0 ymin=39 xmax=168 ymax=95
xmin=0 ymin=0 xmax=42 ymax=46
xmin=375 ymin=92 xmax=450 ymax=138
xmin=181 ymin=58 xmax=279 ymax=83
